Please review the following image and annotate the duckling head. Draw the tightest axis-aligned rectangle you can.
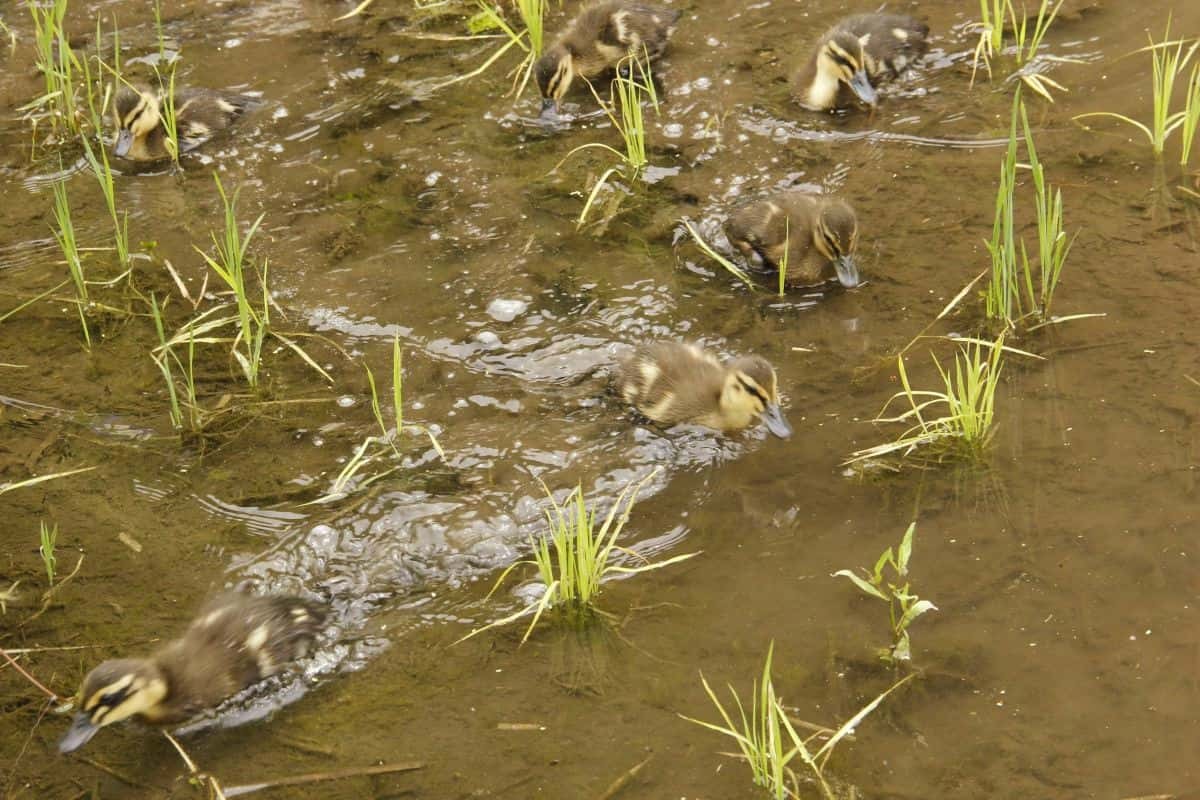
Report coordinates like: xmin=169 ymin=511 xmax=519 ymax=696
xmin=534 ymin=45 xmax=574 ymax=116
xmin=812 ymin=199 xmax=860 ymax=288
xmin=59 ymin=658 xmax=168 ymax=753
xmin=112 ymin=85 xmax=163 ymax=158
xmin=721 ymin=356 xmax=792 ymax=438
xmin=819 ymin=31 xmax=877 ymax=107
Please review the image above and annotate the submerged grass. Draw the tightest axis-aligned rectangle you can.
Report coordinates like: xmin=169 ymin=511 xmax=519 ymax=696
xmin=681 ymin=220 xmax=757 ymax=291
xmin=1074 ymin=23 xmax=1200 ymax=163
xmin=39 ymin=522 xmax=59 ymax=587
xmin=834 ymin=522 xmax=937 ymax=663
xmin=457 ymin=469 xmax=698 ymax=644
xmin=682 ymin=643 xmax=916 ymax=799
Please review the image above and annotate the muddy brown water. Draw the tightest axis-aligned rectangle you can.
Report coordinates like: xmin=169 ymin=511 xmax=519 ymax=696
xmin=2 ymin=0 xmax=1199 ymax=797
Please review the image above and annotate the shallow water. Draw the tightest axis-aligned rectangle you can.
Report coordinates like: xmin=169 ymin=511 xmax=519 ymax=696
xmin=2 ymin=0 xmax=1199 ymax=797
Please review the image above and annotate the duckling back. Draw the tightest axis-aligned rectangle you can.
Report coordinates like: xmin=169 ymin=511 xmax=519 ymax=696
xmin=155 ymin=591 xmax=326 ymax=719
xmin=615 ymin=342 xmax=725 ymax=427
xmin=726 ymin=192 xmax=860 ymax=287
xmin=839 ymin=13 xmax=929 ymax=79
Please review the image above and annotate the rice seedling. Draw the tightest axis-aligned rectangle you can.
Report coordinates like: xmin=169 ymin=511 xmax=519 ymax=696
xmin=81 ymin=137 xmax=130 ymax=270
xmin=1074 ymin=23 xmax=1200 ymax=161
xmin=51 ymin=178 xmax=91 ymax=348
xmin=194 ymin=174 xmax=266 ymax=387
xmin=985 ymin=90 xmax=1079 ymax=329
xmin=457 ymin=468 xmax=698 ymax=643
xmin=309 ymin=336 xmax=443 ymax=505
xmin=39 ymin=521 xmax=59 ymax=587
xmin=971 ymin=0 xmax=1068 ymax=101
xmin=683 ymin=642 xmax=794 ymax=799
xmin=681 ymin=219 xmax=757 ymax=291
xmin=557 ymin=55 xmax=659 ymax=226
xmin=470 ymin=0 xmax=547 ymax=97
xmin=26 ymin=0 xmax=83 ymax=138
xmin=682 ymin=643 xmax=917 ymax=799
xmin=148 ymin=293 xmax=203 ymax=432
xmin=154 ymin=62 xmax=182 ymax=164
xmin=777 ymin=219 xmax=790 ymax=297
xmin=844 ymin=336 xmax=1012 ymax=468
xmin=834 ymin=522 xmax=938 ymax=663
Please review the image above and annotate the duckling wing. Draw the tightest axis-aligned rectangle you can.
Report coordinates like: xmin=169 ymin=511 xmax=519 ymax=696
xmin=597 ymin=2 xmax=681 ymax=60
xmin=173 ymin=89 xmax=258 ymax=153
xmin=167 ymin=592 xmax=325 ymax=705
xmin=615 ymin=343 xmax=723 ymax=426
xmin=841 ymin=14 xmax=929 ymax=77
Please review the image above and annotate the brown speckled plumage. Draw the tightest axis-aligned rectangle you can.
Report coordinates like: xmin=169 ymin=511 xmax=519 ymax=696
xmin=61 ymin=591 xmax=324 ymax=752
xmin=726 ymin=192 xmax=860 ymax=287
xmin=113 ymin=84 xmax=255 ymax=161
xmin=793 ymin=14 xmax=929 ymax=111
xmin=614 ymin=342 xmax=790 ymax=436
xmin=534 ymin=1 xmax=681 ymax=107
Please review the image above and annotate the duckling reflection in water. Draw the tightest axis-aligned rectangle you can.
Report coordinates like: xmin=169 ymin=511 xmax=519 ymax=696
xmin=615 ymin=342 xmax=792 ymax=438
xmin=112 ymin=84 xmax=255 ymax=161
xmin=793 ymin=13 xmax=929 ymax=111
xmin=726 ymin=192 xmax=861 ymax=289
xmin=59 ymin=590 xmax=325 ymax=753
xmin=534 ymin=1 xmax=681 ymax=117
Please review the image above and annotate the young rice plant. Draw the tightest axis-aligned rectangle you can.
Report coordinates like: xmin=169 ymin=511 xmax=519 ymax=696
xmin=971 ymin=0 xmax=1068 ymax=101
xmin=457 ymin=468 xmax=697 ymax=643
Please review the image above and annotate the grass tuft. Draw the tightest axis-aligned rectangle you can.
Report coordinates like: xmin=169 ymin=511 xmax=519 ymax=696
xmin=971 ymin=0 xmax=1068 ymax=100
xmin=682 ymin=643 xmax=917 ymax=799
xmin=844 ymin=336 xmax=1012 ymax=468
xmin=1073 ymin=22 xmax=1200 ymax=162
xmin=457 ymin=469 xmax=698 ymax=643
xmin=50 ymin=178 xmax=91 ymax=348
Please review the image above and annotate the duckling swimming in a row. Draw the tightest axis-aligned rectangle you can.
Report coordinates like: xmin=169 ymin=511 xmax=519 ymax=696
xmin=615 ymin=342 xmax=792 ymax=438
xmin=113 ymin=84 xmax=254 ymax=161
xmin=793 ymin=14 xmax=929 ymax=111
xmin=726 ymin=192 xmax=861 ymax=288
xmin=60 ymin=590 xmax=324 ymax=753
xmin=535 ymin=0 xmax=681 ymax=116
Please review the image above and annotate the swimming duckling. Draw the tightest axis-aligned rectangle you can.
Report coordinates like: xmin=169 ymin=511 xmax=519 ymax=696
xmin=60 ymin=590 xmax=324 ymax=753
xmin=112 ymin=84 xmax=255 ymax=161
xmin=615 ymin=342 xmax=792 ymax=437
xmin=793 ymin=14 xmax=929 ymax=111
xmin=534 ymin=1 xmax=681 ymax=116
xmin=726 ymin=193 xmax=860 ymax=288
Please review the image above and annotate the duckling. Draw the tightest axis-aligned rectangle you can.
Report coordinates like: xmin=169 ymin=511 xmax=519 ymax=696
xmin=112 ymin=83 xmax=255 ymax=161
xmin=725 ymin=192 xmax=860 ymax=288
xmin=793 ymin=14 xmax=929 ymax=111
xmin=59 ymin=590 xmax=324 ymax=753
xmin=615 ymin=342 xmax=792 ymax=437
xmin=534 ymin=1 xmax=681 ymax=116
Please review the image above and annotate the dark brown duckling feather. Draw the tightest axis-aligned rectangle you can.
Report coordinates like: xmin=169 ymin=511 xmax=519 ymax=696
xmin=60 ymin=591 xmax=324 ymax=752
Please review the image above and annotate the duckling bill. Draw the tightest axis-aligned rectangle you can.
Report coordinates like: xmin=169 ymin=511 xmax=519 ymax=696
xmin=726 ymin=192 xmax=861 ymax=288
xmin=793 ymin=14 xmax=929 ymax=111
xmin=112 ymin=84 xmax=255 ymax=161
xmin=60 ymin=590 xmax=324 ymax=753
xmin=615 ymin=342 xmax=792 ymax=438
xmin=534 ymin=1 xmax=681 ymax=116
